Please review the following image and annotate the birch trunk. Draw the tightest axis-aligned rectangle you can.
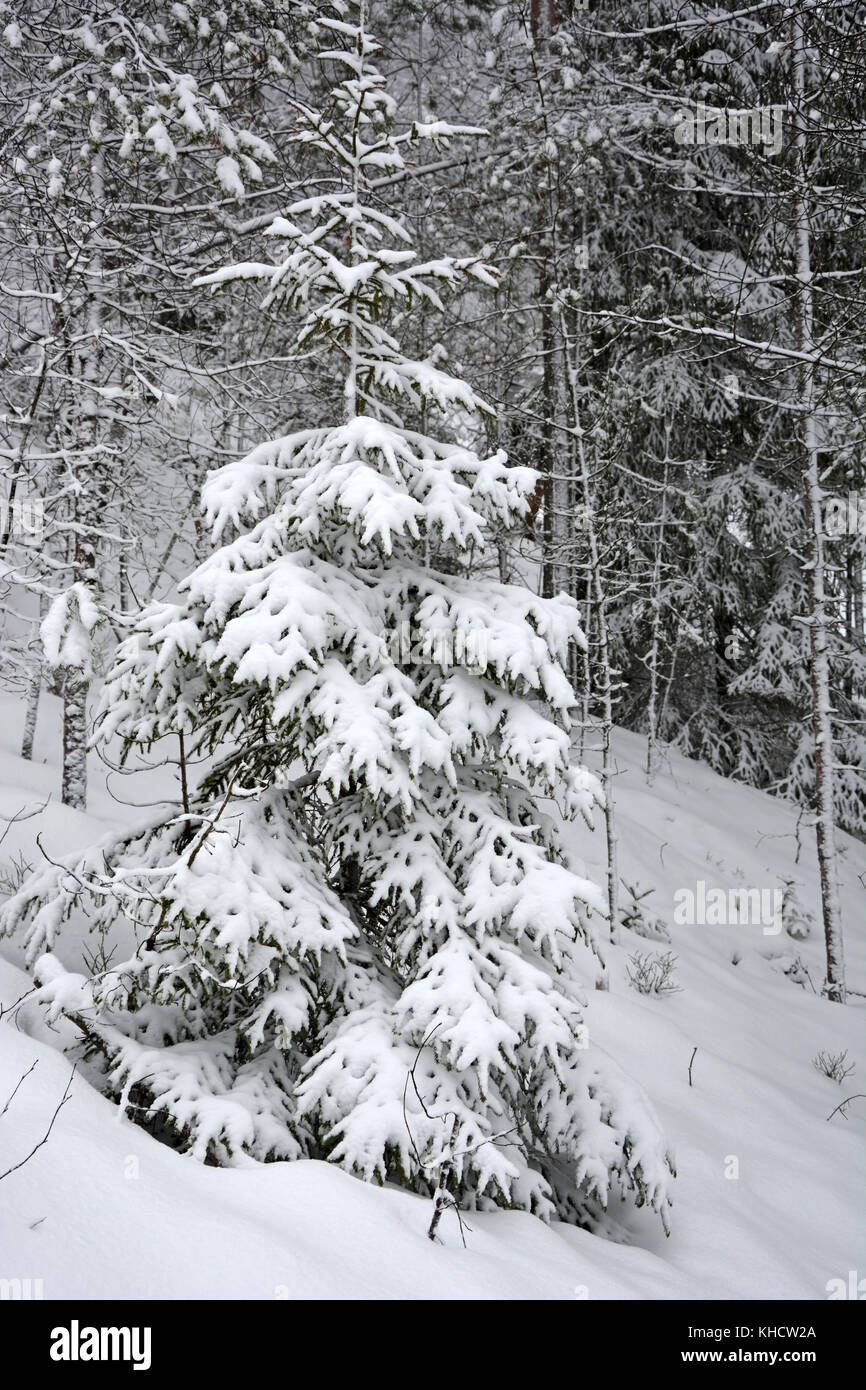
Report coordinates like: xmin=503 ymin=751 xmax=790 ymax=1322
xmin=558 ymin=306 xmax=619 ymax=943
xmin=62 ymin=137 xmax=107 ymax=810
xmin=792 ymin=16 xmax=845 ymax=1002
xmin=645 ymin=454 xmax=670 ymax=783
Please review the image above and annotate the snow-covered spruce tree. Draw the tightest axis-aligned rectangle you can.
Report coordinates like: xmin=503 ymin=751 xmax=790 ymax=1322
xmin=0 ymin=1 xmax=673 ymax=1231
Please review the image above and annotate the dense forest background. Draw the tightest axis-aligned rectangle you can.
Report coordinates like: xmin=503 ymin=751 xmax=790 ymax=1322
xmin=1 ymin=0 xmax=863 ymax=981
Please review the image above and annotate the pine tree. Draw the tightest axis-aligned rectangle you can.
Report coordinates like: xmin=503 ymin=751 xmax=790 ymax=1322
xmin=1 ymin=0 xmax=673 ymax=1231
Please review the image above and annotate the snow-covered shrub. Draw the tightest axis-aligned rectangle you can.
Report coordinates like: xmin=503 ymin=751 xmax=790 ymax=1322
xmin=619 ymin=881 xmax=670 ymax=942
xmin=779 ymin=879 xmax=814 ymax=941
xmin=812 ymin=1050 xmax=854 ymax=1085
xmin=627 ymin=951 xmax=682 ymax=997
xmin=0 ymin=851 xmax=33 ymax=899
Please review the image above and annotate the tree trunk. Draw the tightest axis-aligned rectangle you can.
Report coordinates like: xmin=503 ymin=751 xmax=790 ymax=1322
xmin=61 ymin=670 xmax=88 ymax=810
xmin=646 ymin=454 xmax=670 ymax=783
xmin=558 ymin=306 xmax=619 ymax=943
xmin=792 ymin=15 xmax=845 ymax=1002
xmin=61 ymin=137 xmax=107 ymax=810
xmin=21 ymin=592 xmax=48 ymax=761
xmin=20 ymin=666 xmax=42 ymax=762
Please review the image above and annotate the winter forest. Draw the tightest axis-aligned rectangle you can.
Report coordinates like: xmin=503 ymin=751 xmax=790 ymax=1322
xmin=0 ymin=0 xmax=863 ymax=1309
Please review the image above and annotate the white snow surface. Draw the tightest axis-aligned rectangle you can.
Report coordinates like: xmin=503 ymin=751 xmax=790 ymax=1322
xmin=0 ymin=694 xmax=863 ymax=1299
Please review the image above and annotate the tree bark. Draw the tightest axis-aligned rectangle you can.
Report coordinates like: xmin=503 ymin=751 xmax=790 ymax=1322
xmin=792 ymin=15 xmax=845 ymax=1002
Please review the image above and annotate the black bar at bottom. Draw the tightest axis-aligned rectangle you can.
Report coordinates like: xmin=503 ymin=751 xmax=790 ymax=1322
xmin=2 ymin=1297 xmax=859 ymax=1375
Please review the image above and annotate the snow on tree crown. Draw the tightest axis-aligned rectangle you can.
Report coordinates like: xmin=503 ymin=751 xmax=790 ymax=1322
xmin=195 ymin=0 xmax=498 ymax=420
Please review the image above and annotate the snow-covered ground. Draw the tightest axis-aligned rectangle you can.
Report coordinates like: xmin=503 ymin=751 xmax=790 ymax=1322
xmin=1 ymin=696 xmax=863 ymax=1299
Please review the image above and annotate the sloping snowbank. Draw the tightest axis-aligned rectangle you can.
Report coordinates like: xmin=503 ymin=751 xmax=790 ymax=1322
xmin=0 ymin=701 xmax=863 ymax=1298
